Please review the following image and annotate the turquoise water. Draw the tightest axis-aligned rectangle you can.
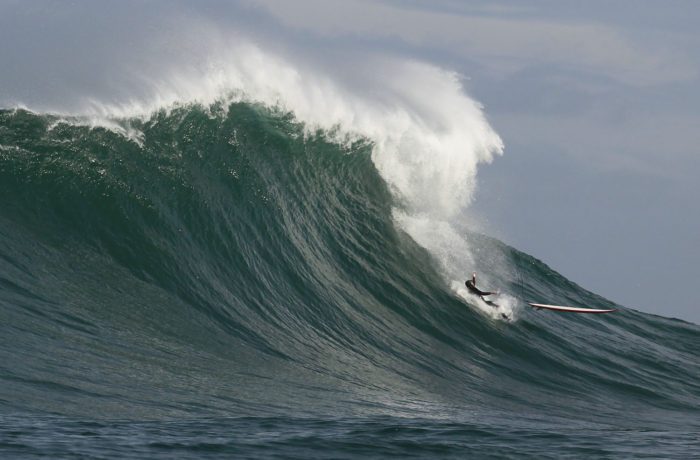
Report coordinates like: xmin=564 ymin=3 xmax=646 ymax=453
xmin=1 ymin=104 xmax=698 ymax=458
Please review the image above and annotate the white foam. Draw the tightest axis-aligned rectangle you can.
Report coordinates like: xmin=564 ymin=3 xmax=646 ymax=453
xmin=62 ymin=39 xmax=503 ymax=215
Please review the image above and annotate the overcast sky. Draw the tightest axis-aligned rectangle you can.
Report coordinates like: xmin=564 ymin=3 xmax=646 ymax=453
xmin=2 ymin=0 xmax=698 ymax=323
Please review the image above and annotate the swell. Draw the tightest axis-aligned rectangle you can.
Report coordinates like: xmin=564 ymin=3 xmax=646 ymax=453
xmin=0 ymin=105 xmax=698 ymax=424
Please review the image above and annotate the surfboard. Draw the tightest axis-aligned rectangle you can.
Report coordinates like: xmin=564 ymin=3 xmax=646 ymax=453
xmin=528 ymin=302 xmax=617 ymax=314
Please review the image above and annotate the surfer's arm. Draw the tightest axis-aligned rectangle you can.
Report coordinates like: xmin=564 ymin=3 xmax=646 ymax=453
xmin=472 ymin=286 xmax=496 ymax=297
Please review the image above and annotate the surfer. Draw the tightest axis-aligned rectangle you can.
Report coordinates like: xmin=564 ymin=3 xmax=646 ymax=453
xmin=467 ymin=272 xmax=509 ymax=320
xmin=466 ymin=272 xmax=499 ymax=305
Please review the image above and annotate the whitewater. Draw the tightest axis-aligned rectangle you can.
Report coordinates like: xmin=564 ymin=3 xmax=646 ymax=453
xmin=1 ymin=38 xmax=699 ymax=459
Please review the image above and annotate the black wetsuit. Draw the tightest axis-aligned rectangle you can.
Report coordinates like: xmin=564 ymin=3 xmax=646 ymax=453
xmin=465 ymin=275 xmax=494 ymax=299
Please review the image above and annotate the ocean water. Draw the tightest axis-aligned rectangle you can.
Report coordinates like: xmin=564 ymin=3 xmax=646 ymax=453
xmin=1 ymin=104 xmax=698 ymax=458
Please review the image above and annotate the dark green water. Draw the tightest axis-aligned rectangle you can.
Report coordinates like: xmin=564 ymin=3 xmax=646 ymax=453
xmin=1 ymin=104 xmax=698 ymax=458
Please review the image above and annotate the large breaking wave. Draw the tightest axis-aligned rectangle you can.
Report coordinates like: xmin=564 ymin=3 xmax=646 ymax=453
xmin=1 ymin=99 xmax=698 ymax=429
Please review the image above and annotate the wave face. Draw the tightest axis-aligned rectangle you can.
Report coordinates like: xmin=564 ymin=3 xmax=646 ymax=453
xmin=1 ymin=105 xmax=698 ymax=456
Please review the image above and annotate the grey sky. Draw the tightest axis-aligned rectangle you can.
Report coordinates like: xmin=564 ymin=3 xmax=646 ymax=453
xmin=2 ymin=0 xmax=698 ymax=323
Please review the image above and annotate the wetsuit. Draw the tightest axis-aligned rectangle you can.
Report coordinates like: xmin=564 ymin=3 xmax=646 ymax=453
xmin=465 ymin=274 xmax=495 ymax=299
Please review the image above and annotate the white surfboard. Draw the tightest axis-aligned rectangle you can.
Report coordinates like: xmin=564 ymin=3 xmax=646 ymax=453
xmin=528 ymin=302 xmax=617 ymax=314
